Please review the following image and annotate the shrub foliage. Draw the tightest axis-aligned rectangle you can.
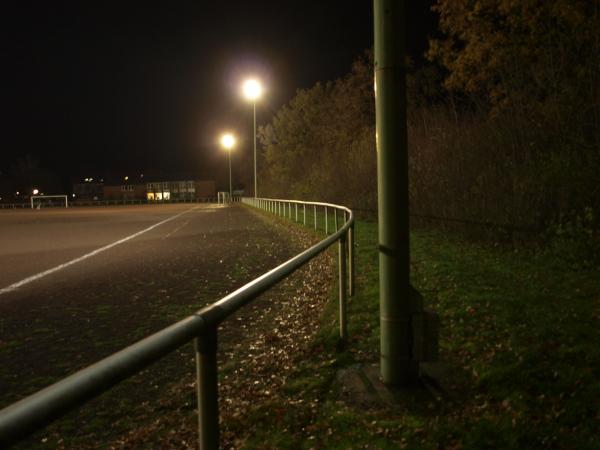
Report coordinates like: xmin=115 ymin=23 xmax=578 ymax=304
xmin=258 ymin=0 xmax=599 ymax=255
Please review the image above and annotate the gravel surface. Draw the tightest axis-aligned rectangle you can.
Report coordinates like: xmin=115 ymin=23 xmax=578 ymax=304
xmin=0 ymin=204 xmax=334 ymax=449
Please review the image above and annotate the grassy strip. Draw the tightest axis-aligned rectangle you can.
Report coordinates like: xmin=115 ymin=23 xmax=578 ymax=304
xmin=239 ymin=213 xmax=600 ymax=449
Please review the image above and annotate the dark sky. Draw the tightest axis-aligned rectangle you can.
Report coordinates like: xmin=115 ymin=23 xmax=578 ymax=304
xmin=1 ymin=1 xmax=436 ymax=184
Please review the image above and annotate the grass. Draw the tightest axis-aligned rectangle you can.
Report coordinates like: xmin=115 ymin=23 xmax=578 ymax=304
xmin=240 ymin=213 xmax=600 ymax=449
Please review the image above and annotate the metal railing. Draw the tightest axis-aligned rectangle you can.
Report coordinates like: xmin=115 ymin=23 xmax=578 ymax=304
xmin=0 ymin=197 xmax=354 ymax=449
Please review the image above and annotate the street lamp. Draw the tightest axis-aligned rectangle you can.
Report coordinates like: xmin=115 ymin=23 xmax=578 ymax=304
xmin=220 ymin=132 xmax=236 ymax=201
xmin=242 ymin=78 xmax=262 ymax=197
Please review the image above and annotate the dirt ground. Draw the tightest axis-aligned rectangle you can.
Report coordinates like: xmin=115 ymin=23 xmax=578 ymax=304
xmin=0 ymin=204 xmax=333 ymax=449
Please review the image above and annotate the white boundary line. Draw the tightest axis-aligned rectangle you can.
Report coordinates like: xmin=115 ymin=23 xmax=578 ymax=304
xmin=163 ymin=220 xmax=190 ymax=239
xmin=0 ymin=206 xmax=201 ymax=296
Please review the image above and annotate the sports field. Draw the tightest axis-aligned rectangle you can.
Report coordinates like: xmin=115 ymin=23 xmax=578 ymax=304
xmin=0 ymin=204 xmax=332 ymax=448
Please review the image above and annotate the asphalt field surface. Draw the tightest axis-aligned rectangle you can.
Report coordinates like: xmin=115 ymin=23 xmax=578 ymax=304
xmin=0 ymin=203 xmax=329 ymax=448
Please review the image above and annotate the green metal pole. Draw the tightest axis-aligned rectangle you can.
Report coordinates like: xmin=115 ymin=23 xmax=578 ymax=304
xmin=334 ymin=209 xmax=338 ymax=231
xmin=228 ymin=150 xmax=232 ymax=201
xmin=349 ymin=223 xmax=355 ymax=297
xmin=195 ymin=330 xmax=219 ymax=450
xmin=374 ymin=0 xmax=418 ymax=384
xmin=253 ymin=101 xmax=258 ymax=198
xmin=338 ymin=233 xmax=348 ymax=340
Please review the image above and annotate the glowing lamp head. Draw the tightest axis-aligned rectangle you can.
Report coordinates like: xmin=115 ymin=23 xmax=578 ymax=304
xmin=242 ymin=79 xmax=262 ymax=101
xmin=220 ymin=133 xmax=236 ymax=150
xmin=32 ymin=188 xmax=39 ymax=195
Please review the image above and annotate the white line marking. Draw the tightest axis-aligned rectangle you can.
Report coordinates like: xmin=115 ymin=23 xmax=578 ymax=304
xmin=163 ymin=220 xmax=190 ymax=239
xmin=0 ymin=206 xmax=200 ymax=296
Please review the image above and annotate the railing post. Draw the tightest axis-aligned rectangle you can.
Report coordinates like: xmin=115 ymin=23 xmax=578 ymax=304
xmin=349 ymin=223 xmax=355 ymax=297
xmin=288 ymin=202 xmax=292 ymax=219
xmin=195 ymin=328 xmax=219 ymax=450
xmin=314 ymin=205 xmax=317 ymax=230
xmin=303 ymin=204 xmax=306 ymax=225
xmin=295 ymin=203 xmax=298 ymax=222
xmin=338 ymin=233 xmax=348 ymax=340
xmin=325 ymin=207 xmax=328 ymax=234
xmin=334 ymin=209 xmax=338 ymax=232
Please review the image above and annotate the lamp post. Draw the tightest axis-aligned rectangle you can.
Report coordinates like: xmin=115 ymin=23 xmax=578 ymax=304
xmin=220 ymin=133 xmax=236 ymax=201
xmin=242 ymin=79 xmax=262 ymax=198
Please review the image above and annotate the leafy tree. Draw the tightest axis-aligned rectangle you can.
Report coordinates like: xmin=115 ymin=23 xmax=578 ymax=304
xmin=258 ymin=52 xmax=376 ymax=209
xmin=428 ymin=0 xmax=599 ymax=113
xmin=428 ymin=0 xmax=600 ymax=227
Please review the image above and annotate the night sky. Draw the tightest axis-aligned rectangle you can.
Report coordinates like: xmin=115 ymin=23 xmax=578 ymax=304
xmin=1 ymin=1 xmax=436 ymax=185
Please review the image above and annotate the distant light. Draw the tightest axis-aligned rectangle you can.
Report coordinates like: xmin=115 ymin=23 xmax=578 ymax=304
xmin=242 ymin=79 xmax=262 ymax=101
xmin=33 ymin=188 xmax=39 ymax=195
xmin=16 ymin=191 xmax=20 ymax=195
xmin=72 ymin=194 xmax=76 ymax=197
xmin=90 ymin=178 xmax=93 ymax=182
xmin=220 ymin=133 xmax=236 ymax=150
xmin=140 ymin=173 xmax=144 ymax=178
xmin=124 ymin=176 xmax=129 ymax=181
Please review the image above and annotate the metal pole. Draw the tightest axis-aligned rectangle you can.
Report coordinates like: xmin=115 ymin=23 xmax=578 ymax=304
xmin=228 ymin=150 xmax=232 ymax=202
xmin=195 ymin=329 xmax=219 ymax=450
xmin=338 ymin=234 xmax=348 ymax=340
xmin=375 ymin=0 xmax=418 ymax=384
xmin=303 ymin=204 xmax=306 ymax=225
xmin=295 ymin=203 xmax=298 ymax=222
xmin=253 ymin=101 xmax=258 ymax=198
xmin=349 ymin=223 xmax=355 ymax=297
xmin=334 ymin=209 xmax=338 ymax=231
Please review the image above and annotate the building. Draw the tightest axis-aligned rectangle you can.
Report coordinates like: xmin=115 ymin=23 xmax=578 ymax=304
xmin=87 ymin=173 xmax=216 ymax=202
xmin=103 ymin=174 xmax=146 ymax=201
xmin=145 ymin=179 xmax=216 ymax=201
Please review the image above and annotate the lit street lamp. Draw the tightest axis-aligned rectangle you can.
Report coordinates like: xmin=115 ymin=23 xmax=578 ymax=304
xmin=220 ymin=132 xmax=236 ymax=200
xmin=242 ymin=78 xmax=262 ymax=197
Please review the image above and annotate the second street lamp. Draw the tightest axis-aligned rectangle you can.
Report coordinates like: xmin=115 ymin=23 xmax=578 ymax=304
xmin=242 ymin=78 xmax=262 ymax=198
xmin=220 ymin=133 xmax=236 ymax=201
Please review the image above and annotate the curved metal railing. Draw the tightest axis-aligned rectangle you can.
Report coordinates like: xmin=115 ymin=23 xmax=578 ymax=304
xmin=0 ymin=197 xmax=354 ymax=449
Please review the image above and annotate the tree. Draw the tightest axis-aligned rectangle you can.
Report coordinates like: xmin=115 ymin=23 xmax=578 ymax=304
xmin=428 ymin=0 xmax=599 ymax=114
xmin=428 ymin=0 xmax=600 ymax=222
xmin=258 ymin=52 xmax=376 ymax=209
